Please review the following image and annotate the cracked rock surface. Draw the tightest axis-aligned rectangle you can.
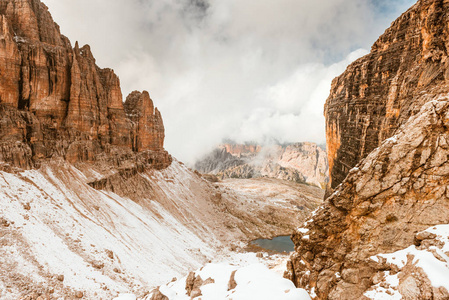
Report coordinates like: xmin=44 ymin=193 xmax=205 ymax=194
xmin=287 ymin=0 xmax=449 ymax=298
xmin=325 ymin=0 xmax=449 ymax=191
xmin=287 ymin=97 xmax=449 ymax=299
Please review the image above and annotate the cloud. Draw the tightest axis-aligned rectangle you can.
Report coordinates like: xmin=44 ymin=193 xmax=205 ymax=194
xmin=44 ymin=0 xmax=415 ymax=163
xmin=235 ymin=48 xmax=369 ymax=144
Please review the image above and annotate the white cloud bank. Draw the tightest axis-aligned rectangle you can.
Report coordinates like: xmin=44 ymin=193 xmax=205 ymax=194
xmin=44 ymin=0 xmax=415 ymax=163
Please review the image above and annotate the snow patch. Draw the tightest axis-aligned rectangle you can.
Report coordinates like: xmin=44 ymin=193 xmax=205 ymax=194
xmin=384 ymin=135 xmax=398 ymax=144
xmin=364 ymin=272 xmax=401 ymax=300
xmin=369 ymin=224 xmax=449 ymax=293
xmin=297 ymin=227 xmax=309 ymax=234
xmin=147 ymin=253 xmax=311 ymax=300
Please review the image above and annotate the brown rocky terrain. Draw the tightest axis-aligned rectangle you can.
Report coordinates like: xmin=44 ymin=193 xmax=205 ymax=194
xmin=287 ymin=0 xmax=449 ymax=299
xmin=195 ymin=142 xmax=329 ymax=188
xmin=213 ymin=177 xmax=324 ymax=239
xmin=0 ymin=0 xmax=170 ymax=172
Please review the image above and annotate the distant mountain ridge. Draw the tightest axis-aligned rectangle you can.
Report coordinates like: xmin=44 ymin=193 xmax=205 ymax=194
xmin=195 ymin=142 xmax=329 ymax=189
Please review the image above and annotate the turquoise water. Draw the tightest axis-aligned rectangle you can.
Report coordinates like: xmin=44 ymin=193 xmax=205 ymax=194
xmin=251 ymin=235 xmax=295 ymax=253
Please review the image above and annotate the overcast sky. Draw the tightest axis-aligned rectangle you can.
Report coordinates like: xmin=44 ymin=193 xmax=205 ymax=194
xmin=44 ymin=0 xmax=415 ymax=164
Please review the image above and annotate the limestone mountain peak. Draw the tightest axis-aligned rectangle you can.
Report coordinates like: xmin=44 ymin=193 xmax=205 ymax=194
xmin=0 ymin=0 xmax=171 ymax=171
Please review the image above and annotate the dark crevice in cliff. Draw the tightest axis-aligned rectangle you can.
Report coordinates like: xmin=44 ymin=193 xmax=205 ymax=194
xmin=18 ymin=67 xmax=28 ymax=110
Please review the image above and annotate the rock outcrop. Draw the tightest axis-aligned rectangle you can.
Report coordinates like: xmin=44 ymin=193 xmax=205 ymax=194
xmin=124 ymin=91 xmax=165 ymax=152
xmin=287 ymin=0 xmax=449 ymax=299
xmin=195 ymin=142 xmax=329 ymax=188
xmin=0 ymin=0 xmax=170 ymax=171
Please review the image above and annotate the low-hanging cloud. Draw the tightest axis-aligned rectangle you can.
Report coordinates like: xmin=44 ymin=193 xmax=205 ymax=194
xmin=44 ymin=0 xmax=415 ymax=164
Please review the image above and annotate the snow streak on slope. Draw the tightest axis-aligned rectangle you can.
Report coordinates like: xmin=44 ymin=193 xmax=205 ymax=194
xmin=0 ymin=162 xmax=219 ymax=299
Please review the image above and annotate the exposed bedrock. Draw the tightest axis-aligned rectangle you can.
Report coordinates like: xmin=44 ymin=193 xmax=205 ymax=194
xmin=288 ymin=0 xmax=449 ymax=298
xmin=0 ymin=0 xmax=171 ymax=171
xmin=325 ymin=0 xmax=449 ymax=190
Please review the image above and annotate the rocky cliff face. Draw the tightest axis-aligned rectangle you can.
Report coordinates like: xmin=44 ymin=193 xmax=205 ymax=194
xmin=195 ymin=142 xmax=329 ymax=188
xmin=124 ymin=91 xmax=165 ymax=152
xmin=0 ymin=0 xmax=170 ymax=171
xmin=325 ymin=0 xmax=449 ymax=190
xmin=194 ymin=147 xmax=246 ymax=175
xmin=287 ymin=0 xmax=449 ymax=299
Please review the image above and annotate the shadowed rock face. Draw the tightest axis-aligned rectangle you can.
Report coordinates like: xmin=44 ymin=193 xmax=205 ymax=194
xmin=287 ymin=0 xmax=449 ymax=299
xmin=0 ymin=0 xmax=170 ymax=170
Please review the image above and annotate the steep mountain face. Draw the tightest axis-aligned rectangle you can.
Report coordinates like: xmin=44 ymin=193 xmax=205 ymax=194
xmin=195 ymin=142 xmax=329 ymax=189
xmin=287 ymin=0 xmax=449 ymax=299
xmin=124 ymin=91 xmax=165 ymax=152
xmin=0 ymin=0 xmax=170 ymax=171
xmin=194 ymin=147 xmax=246 ymax=176
xmin=325 ymin=0 xmax=449 ymax=190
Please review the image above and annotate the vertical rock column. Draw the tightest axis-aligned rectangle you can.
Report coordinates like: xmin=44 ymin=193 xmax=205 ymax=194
xmin=124 ymin=91 xmax=165 ymax=152
xmin=0 ymin=15 xmax=20 ymax=107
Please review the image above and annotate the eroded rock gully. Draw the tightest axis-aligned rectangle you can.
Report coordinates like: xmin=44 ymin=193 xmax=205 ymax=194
xmin=287 ymin=0 xmax=449 ymax=298
xmin=0 ymin=0 xmax=171 ymax=172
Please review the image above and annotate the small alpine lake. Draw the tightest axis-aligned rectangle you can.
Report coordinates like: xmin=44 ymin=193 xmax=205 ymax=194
xmin=250 ymin=235 xmax=295 ymax=253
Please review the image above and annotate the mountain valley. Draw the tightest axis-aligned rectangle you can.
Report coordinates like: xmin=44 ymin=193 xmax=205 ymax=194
xmin=2 ymin=0 xmax=449 ymax=299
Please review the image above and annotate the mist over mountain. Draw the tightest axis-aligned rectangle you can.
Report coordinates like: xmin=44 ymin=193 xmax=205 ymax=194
xmin=44 ymin=0 xmax=415 ymax=163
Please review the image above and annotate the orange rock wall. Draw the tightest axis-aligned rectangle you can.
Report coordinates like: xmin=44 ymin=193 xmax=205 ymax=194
xmin=325 ymin=0 xmax=449 ymax=190
xmin=289 ymin=0 xmax=449 ymax=298
xmin=0 ymin=0 xmax=170 ymax=169
xmin=124 ymin=91 xmax=165 ymax=152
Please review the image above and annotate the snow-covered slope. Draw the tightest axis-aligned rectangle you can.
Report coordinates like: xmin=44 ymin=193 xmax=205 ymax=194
xmin=0 ymin=161 xmax=220 ymax=299
xmin=143 ymin=253 xmax=312 ymax=300
xmin=0 ymin=160 xmax=322 ymax=299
